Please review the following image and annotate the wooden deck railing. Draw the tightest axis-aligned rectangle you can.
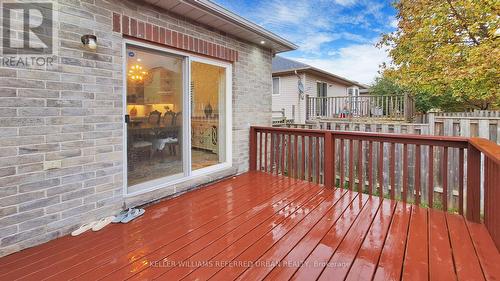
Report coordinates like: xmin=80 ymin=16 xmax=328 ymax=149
xmin=306 ymin=94 xmax=415 ymax=121
xmin=249 ymin=126 xmax=500 ymax=249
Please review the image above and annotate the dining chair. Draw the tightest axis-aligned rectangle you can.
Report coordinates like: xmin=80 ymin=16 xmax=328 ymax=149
xmin=148 ymin=110 xmax=162 ymax=125
xmin=153 ymin=111 xmax=181 ymax=158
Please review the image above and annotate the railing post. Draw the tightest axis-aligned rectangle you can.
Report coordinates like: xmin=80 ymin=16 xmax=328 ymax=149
xmin=249 ymin=126 xmax=257 ymax=171
xmin=466 ymin=144 xmax=481 ymax=222
xmin=324 ymin=132 xmax=333 ymax=188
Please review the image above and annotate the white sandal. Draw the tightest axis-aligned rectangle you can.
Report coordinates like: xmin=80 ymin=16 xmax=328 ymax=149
xmin=71 ymin=221 xmax=98 ymax=236
xmin=92 ymin=216 xmax=115 ymax=231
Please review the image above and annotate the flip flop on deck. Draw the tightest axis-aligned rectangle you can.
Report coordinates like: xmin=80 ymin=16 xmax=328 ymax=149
xmin=92 ymin=216 xmax=115 ymax=231
xmin=120 ymin=208 xmax=145 ymax=223
xmin=71 ymin=221 xmax=98 ymax=236
xmin=112 ymin=209 xmax=129 ymax=223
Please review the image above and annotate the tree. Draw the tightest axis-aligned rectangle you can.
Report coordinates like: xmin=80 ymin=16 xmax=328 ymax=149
xmin=379 ymin=0 xmax=499 ymax=110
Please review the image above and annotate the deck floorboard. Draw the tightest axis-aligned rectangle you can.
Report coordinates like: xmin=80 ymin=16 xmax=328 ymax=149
xmin=0 ymin=172 xmax=498 ymax=281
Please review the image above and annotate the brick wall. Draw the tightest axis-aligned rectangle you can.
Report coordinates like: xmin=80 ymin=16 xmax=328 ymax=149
xmin=0 ymin=0 xmax=272 ymax=257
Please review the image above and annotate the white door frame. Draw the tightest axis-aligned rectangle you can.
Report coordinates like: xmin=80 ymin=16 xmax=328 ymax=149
xmin=122 ymin=40 xmax=232 ymax=197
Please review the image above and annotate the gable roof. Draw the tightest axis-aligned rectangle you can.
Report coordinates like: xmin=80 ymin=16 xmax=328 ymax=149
xmin=272 ymin=56 xmax=368 ymax=89
xmin=145 ymin=0 xmax=297 ymax=53
xmin=272 ymin=56 xmax=309 ymax=72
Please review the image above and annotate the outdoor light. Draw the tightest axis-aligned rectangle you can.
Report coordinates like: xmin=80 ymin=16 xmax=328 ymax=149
xmin=260 ymin=40 xmax=265 ymax=44
xmin=81 ymin=35 xmax=97 ymax=50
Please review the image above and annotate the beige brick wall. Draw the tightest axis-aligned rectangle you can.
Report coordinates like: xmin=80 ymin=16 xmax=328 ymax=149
xmin=0 ymin=0 xmax=272 ymax=257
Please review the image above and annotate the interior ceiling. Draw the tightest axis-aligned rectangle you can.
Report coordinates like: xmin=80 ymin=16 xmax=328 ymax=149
xmin=127 ymin=47 xmax=182 ymax=72
xmin=142 ymin=0 xmax=296 ymax=53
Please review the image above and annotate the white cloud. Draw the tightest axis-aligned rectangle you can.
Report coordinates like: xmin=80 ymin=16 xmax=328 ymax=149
xmin=292 ymin=42 xmax=390 ymax=84
xmin=256 ymin=0 xmax=311 ymax=27
xmin=333 ymin=0 xmax=358 ymax=6
xmin=297 ymin=32 xmax=370 ymax=54
xmin=300 ymin=33 xmax=340 ymax=54
xmin=390 ymin=19 xmax=399 ymax=29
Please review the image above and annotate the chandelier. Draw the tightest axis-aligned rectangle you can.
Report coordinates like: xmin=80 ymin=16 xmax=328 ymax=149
xmin=128 ymin=64 xmax=147 ymax=81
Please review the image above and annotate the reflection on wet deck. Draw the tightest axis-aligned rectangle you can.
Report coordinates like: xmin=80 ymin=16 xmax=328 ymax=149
xmin=1 ymin=172 xmax=498 ymax=280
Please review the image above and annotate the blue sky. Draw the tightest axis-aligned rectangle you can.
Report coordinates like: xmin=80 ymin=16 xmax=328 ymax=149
xmin=214 ymin=0 xmax=398 ymax=84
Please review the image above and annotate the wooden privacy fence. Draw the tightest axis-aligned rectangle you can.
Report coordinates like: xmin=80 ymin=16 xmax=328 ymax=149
xmin=427 ymin=110 xmax=500 ymax=118
xmin=306 ymin=94 xmax=415 ymax=121
xmin=427 ymin=113 xmax=500 ymax=143
xmin=310 ymin=113 xmax=500 ymax=143
xmin=249 ymin=126 xmax=500 ymax=249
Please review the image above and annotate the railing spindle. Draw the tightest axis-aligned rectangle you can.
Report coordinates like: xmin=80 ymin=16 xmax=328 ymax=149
xmin=308 ymin=136 xmax=312 ymax=181
xmin=415 ymin=145 xmax=421 ymax=205
xmin=333 ymin=136 xmax=337 ymax=188
xmin=259 ymin=131 xmax=262 ymax=171
xmin=281 ymin=134 xmax=286 ymax=175
xmin=270 ymin=132 xmax=275 ymax=174
xmin=442 ymin=146 xmax=448 ymax=211
xmin=357 ymin=140 xmax=363 ymax=193
xmin=340 ymin=139 xmax=345 ymax=188
xmin=315 ymin=137 xmax=320 ymax=183
xmin=403 ymin=143 xmax=408 ymax=203
xmin=324 ymin=132 xmax=333 ymax=188
xmin=390 ymin=143 xmax=395 ymax=200
xmin=428 ymin=145 xmax=434 ymax=208
xmin=293 ymin=135 xmax=299 ymax=178
xmin=276 ymin=133 xmax=282 ymax=175
xmin=349 ymin=139 xmax=354 ymax=190
xmin=378 ymin=142 xmax=384 ymax=197
xmin=368 ymin=141 xmax=373 ymax=195
xmin=301 ymin=135 xmax=305 ymax=180
xmin=458 ymin=148 xmax=464 ymax=215
xmin=264 ymin=132 xmax=268 ymax=172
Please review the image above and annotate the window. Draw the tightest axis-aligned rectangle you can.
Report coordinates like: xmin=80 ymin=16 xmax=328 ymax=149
xmin=317 ymin=82 xmax=327 ymax=97
xmin=316 ymin=82 xmax=327 ymax=116
xmin=272 ymin=77 xmax=280 ymax=95
xmin=348 ymin=86 xmax=359 ymax=96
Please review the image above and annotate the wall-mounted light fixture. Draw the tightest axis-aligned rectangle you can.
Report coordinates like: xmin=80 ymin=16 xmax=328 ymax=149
xmin=81 ymin=35 xmax=97 ymax=50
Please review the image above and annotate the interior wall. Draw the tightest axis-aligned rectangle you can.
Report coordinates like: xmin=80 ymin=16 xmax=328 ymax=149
xmin=191 ymin=62 xmax=224 ymax=117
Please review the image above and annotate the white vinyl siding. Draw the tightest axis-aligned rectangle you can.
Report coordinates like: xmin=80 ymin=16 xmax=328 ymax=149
xmin=272 ymin=72 xmax=357 ymax=123
xmin=272 ymin=75 xmax=304 ymax=122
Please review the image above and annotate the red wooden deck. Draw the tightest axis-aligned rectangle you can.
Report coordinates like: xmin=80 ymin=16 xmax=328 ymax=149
xmin=1 ymin=172 xmax=499 ymax=281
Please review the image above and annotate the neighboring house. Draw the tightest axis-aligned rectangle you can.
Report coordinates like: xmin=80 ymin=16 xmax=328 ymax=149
xmin=0 ymin=0 xmax=296 ymax=256
xmin=272 ymin=56 xmax=368 ymax=123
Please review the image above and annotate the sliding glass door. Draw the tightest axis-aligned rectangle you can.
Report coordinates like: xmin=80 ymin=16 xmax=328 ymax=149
xmin=125 ymin=46 xmax=184 ymax=192
xmin=124 ymin=42 xmax=231 ymax=195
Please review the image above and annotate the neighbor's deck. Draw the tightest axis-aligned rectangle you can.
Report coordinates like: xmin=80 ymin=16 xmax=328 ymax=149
xmin=1 ymin=172 xmax=499 ymax=281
